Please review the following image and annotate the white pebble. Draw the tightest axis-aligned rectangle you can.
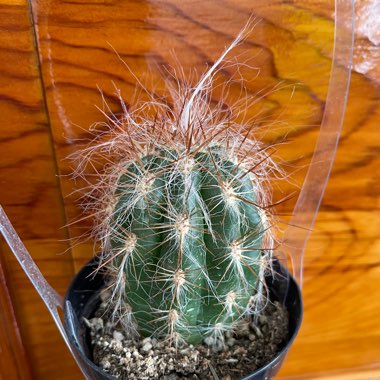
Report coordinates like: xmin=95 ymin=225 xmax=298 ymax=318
xmin=142 ymin=337 xmax=151 ymax=344
xmin=113 ymin=331 xmax=124 ymax=342
xmin=180 ymin=348 xmax=189 ymax=355
xmin=113 ymin=340 xmax=123 ymax=352
xmin=190 ymin=350 xmax=199 ymax=361
xmin=90 ymin=318 xmax=103 ymax=331
xmin=141 ymin=342 xmax=153 ymax=353
xmin=100 ymin=359 xmax=111 ymax=369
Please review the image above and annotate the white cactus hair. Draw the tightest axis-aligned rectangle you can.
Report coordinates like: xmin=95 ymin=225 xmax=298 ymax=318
xmin=73 ymin=18 xmax=284 ymax=341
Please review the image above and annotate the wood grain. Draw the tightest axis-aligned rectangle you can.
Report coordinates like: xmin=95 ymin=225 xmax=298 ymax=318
xmin=281 ymin=367 xmax=380 ymax=380
xmin=0 ymin=1 xmax=80 ymax=379
xmin=0 ymin=250 xmax=33 ymax=380
xmin=0 ymin=0 xmax=379 ymax=379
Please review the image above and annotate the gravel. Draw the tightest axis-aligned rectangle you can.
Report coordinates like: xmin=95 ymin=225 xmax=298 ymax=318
xmin=87 ymin=301 xmax=288 ymax=380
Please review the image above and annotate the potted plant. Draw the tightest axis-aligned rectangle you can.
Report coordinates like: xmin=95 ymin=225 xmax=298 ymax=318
xmin=63 ymin=30 xmax=302 ymax=380
xmin=0 ymin=3 xmax=355 ymax=379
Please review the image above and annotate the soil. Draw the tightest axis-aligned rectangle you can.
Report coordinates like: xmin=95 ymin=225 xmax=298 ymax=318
xmin=86 ymin=301 xmax=288 ymax=380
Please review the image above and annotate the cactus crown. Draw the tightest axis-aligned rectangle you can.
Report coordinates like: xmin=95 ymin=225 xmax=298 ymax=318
xmin=78 ymin=33 xmax=280 ymax=349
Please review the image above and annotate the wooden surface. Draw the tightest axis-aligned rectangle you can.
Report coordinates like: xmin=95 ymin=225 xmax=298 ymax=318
xmin=0 ymin=249 xmax=33 ymax=380
xmin=0 ymin=0 xmax=379 ymax=379
xmin=0 ymin=1 xmax=80 ymax=379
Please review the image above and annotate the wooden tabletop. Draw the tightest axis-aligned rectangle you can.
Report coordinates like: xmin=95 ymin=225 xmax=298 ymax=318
xmin=0 ymin=1 xmax=379 ymax=379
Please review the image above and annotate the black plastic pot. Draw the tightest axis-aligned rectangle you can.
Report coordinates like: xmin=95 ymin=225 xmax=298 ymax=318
xmin=64 ymin=258 xmax=302 ymax=380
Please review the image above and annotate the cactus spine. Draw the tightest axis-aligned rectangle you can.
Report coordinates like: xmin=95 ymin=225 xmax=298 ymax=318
xmin=80 ymin=30 xmax=280 ymax=349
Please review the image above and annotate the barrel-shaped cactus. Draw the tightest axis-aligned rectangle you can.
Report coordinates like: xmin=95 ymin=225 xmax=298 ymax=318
xmin=100 ymin=146 xmax=273 ymax=348
xmin=79 ymin=30 xmax=279 ymax=349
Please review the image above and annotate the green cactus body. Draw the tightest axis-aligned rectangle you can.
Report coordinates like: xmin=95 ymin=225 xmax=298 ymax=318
xmin=107 ymin=148 xmax=268 ymax=346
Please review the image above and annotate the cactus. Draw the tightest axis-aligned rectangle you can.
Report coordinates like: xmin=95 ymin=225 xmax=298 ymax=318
xmin=105 ymin=147 xmax=270 ymax=345
xmin=78 ymin=30 xmax=280 ymax=350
